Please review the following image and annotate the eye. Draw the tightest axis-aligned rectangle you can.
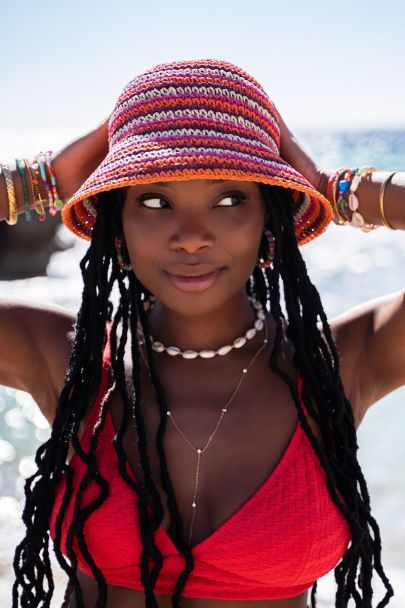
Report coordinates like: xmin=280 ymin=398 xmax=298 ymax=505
xmin=215 ymin=193 xmax=247 ymax=207
xmin=138 ymin=196 xmax=170 ymax=209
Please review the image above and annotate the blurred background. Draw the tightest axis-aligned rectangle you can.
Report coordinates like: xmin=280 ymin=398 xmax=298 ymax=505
xmin=0 ymin=1 xmax=404 ymax=606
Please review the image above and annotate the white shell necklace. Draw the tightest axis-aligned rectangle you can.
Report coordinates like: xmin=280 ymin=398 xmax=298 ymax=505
xmin=139 ymin=297 xmax=266 ymax=359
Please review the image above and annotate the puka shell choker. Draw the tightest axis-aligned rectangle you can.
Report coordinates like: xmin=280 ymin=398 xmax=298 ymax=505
xmin=138 ymin=297 xmax=266 ymax=359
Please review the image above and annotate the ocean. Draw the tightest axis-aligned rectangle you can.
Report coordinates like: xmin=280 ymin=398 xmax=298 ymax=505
xmin=0 ymin=129 xmax=404 ymax=607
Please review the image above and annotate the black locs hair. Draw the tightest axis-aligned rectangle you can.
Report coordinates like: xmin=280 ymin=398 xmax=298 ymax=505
xmin=12 ymin=185 xmax=393 ymax=608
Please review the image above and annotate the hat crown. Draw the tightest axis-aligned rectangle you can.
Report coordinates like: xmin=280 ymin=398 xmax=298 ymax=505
xmin=107 ymin=58 xmax=281 ymax=155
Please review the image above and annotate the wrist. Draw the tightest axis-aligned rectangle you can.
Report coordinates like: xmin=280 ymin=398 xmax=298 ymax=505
xmin=314 ymin=169 xmax=335 ymax=201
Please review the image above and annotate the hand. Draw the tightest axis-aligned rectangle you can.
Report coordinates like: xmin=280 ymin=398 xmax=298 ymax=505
xmin=276 ymin=109 xmax=331 ymax=199
xmin=50 ymin=116 xmax=110 ymax=202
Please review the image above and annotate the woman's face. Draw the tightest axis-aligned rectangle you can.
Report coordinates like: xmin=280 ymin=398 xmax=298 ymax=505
xmin=122 ymin=179 xmax=266 ymax=316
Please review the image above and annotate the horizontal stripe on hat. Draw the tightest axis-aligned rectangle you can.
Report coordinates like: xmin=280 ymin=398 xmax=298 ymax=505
xmin=111 ymin=104 xmax=278 ymax=152
xmin=111 ymin=129 xmax=277 ymax=156
xmin=112 ymin=83 xmax=279 ymax=141
xmin=112 ymin=116 xmax=278 ymax=153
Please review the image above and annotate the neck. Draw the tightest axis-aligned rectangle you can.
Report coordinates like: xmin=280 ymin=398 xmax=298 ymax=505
xmin=145 ymin=293 xmax=261 ymax=352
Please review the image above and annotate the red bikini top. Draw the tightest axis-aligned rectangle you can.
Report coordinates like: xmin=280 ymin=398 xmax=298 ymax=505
xmin=49 ymin=326 xmax=351 ymax=601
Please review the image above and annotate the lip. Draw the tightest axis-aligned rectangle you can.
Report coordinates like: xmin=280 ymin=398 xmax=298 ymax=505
xmin=164 ymin=268 xmax=224 ymax=292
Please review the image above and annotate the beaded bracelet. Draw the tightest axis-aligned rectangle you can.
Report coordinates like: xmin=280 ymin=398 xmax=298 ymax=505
xmin=1 ymin=153 xmax=64 ymax=225
xmin=0 ymin=163 xmax=18 ymax=225
xmin=24 ymin=153 xmax=64 ymax=221
xmin=15 ymin=158 xmax=31 ymax=222
xmin=33 ymin=152 xmax=57 ymax=216
xmin=329 ymin=168 xmax=347 ymax=225
xmin=23 ymin=159 xmax=37 ymax=215
xmin=45 ymin=151 xmax=64 ymax=211
xmin=336 ymin=168 xmax=354 ymax=224
xmin=24 ymin=159 xmax=47 ymax=221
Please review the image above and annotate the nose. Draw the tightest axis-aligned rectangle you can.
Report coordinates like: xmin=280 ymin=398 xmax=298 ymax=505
xmin=169 ymin=214 xmax=215 ymax=254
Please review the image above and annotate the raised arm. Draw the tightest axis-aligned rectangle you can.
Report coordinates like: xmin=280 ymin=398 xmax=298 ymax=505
xmin=276 ymin=110 xmax=405 ymax=424
xmin=0 ymin=118 xmax=109 ymax=424
xmin=0 ymin=299 xmax=76 ymax=425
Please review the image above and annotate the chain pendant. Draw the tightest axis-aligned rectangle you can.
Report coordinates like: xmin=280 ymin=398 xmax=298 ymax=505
xmin=188 ymin=448 xmax=202 ymax=546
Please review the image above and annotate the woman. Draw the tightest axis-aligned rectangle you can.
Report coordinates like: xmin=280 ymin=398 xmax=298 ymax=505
xmin=1 ymin=58 xmax=404 ymax=608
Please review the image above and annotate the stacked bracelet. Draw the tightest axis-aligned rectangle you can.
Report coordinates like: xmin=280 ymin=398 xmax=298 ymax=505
xmin=327 ymin=166 xmax=396 ymax=231
xmin=0 ymin=152 xmax=64 ymax=225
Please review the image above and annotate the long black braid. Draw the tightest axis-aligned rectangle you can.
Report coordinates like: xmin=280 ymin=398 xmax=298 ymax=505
xmin=11 ymin=184 xmax=393 ymax=608
xmin=258 ymin=183 xmax=393 ymax=608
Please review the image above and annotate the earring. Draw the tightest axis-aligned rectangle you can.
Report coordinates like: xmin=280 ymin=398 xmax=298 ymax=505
xmin=115 ymin=236 xmax=132 ymax=271
xmin=258 ymin=229 xmax=275 ymax=269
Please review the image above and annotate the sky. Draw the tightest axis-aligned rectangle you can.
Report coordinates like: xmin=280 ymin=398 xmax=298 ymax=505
xmin=0 ymin=0 xmax=404 ymax=161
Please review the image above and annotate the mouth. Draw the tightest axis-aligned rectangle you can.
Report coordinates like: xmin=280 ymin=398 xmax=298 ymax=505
xmin=164 ymin=268 xmax=224 ymax=292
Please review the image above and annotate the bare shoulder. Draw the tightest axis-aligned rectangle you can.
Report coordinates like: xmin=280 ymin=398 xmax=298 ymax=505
xmin=0 ymin=297 xmax=77 ymax=425
xmin=325 ymin=289 xmax=405 ymax=428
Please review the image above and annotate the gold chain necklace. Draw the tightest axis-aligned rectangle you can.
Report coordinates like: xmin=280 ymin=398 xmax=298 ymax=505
xmin=163 ymin=321 xmax=269 ymax=547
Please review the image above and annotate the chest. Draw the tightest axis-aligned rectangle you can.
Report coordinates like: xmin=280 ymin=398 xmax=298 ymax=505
xmin=106 ymin=352 xmax=324 ymax=548
xmin=57 ymin=359 xmax=351 ymax=593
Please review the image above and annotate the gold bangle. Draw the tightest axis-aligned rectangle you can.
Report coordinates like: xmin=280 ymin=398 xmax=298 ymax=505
xmin=379 ymin=172 xmax=397 ymax=230
xmin=0 ymin=163 xmax=18 ymax=225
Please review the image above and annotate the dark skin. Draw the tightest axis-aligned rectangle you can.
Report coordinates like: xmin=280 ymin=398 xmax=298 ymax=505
xmin=1 ymin=115 xmax=404 ymax=607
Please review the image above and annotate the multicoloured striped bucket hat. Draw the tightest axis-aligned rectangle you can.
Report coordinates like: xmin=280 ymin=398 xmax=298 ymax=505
xmin=61 ymin=58 xmax=332 ymax=243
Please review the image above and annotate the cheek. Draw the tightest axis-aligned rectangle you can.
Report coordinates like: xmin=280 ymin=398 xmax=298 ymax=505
xmin=122 ymin=213 xmax=163 ymax=285
xmin=226 ymin=217 xmax=264 ymax=267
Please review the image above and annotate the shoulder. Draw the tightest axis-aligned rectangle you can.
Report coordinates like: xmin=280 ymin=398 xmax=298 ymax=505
xmin=327 ymin=289 xmax=405 ymax=428
xmin=0 ymin=298 xmax=76 ymax=425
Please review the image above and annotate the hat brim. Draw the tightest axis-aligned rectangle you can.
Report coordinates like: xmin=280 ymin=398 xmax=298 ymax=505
xmin=61 ymin=140 xmax=333 ymax=244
